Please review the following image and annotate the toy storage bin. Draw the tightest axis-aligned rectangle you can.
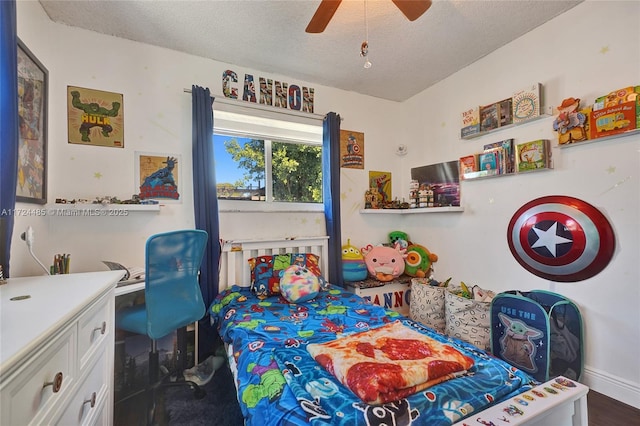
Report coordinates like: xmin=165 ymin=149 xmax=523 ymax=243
xmin=490 ymin=290 xmax=583 ymax=383
xmin=409 ymin=278 xmax=447 ymax=334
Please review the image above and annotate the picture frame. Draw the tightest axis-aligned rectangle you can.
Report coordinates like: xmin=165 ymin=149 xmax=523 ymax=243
xmin=67 ymin=85 xmax=124 ymax=148
xmin=134 ymin=152 xmax=182 ymax=203
xmin=16 ymin=38 xmax=48 ymax=204
xmin=340 ymin=129 xmax=365 ymax=169
xmin=368 ymin=171 xmax=392 ymax=204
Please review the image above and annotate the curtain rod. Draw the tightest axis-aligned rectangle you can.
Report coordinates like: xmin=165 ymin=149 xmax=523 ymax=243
xmin=183 ymin=88 xmax=328 ymax=121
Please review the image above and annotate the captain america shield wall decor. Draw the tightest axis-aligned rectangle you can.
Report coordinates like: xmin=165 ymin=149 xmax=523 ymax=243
xmin=507 ymin=195 xmax=616 ymax=282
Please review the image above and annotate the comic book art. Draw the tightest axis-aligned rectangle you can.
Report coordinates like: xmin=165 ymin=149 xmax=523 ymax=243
xmin=368 ymin=171 xmax=392 ymax=203
xmin=67 ymin=86 xmax=123 ymax=148
xmin=340 ymin=130 xmax=364 ymax=169
xmin=136 ymin=153 xmax=181 ymax=201
xmin=16 ymin=40 xmax=48 ymax=204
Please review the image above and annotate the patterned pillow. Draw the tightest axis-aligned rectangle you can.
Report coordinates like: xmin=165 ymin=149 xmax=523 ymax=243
xmin=248 ymin=253 xmax=322 ymax=297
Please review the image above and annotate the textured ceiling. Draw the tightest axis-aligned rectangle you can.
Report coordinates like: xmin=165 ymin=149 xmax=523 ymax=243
xmin=38 ymin=0 xmax=583 ymax=102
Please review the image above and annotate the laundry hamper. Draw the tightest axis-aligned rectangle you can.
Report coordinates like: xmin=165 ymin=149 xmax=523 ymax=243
xmin=490 ymin=290 xmax=584 ymax=383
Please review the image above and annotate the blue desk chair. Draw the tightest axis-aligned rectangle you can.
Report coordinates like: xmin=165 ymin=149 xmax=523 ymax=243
xmin=117 ymin=229 xmax=208 ymax=423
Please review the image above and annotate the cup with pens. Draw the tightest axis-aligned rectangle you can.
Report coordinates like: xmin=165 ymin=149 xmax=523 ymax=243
xmin=51 ymin=254 xmax=71 ymax=275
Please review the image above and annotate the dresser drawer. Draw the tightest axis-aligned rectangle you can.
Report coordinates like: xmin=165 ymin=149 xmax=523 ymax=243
xmin=55 ymin=351 xmax=108 ymax=426
xmin=0 ymin=325 xmax=77 ymax=425
xmin=77 ymin=294 xmax=113 ymax=373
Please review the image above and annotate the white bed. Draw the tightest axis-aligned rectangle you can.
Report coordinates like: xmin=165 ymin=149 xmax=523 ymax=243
xmin=210 ymin=236 xmax=588 ymax=426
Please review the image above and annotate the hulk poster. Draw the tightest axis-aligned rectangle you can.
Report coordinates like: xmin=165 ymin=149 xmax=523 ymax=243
xmin=67 ymin=86 xmax=124 ymax=147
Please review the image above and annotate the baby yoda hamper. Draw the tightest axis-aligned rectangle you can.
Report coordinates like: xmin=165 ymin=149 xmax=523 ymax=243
xmin=490 ymin=290 xmax=584 ymax=383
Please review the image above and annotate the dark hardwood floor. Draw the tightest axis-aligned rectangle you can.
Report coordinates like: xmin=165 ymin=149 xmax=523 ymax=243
xmin=588 ymin=390 xmax=640 ymax=426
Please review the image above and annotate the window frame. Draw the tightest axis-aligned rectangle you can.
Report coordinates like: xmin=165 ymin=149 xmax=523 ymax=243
xmin=213 ymin=111 xmax=323 ymax=213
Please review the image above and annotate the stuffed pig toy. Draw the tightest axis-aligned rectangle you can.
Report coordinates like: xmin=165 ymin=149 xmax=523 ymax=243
xmin=360 ymin=243 xmax=407 ymax=282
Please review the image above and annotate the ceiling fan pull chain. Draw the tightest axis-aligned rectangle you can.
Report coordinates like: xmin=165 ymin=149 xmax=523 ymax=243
xmin=361 ymin=0 xmax=372 ymax=69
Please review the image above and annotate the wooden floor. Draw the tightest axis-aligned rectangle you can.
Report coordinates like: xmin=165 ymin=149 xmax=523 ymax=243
xmin=588 ymin=390 xmax=640 ymax=425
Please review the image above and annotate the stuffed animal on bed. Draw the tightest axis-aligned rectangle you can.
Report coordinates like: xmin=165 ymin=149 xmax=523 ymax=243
xmin=279 ymin=264 xmax=321 ymax=303
xmin=341 ymin=239 xmax=368 ymax=282
xmin=360 ymin=243 xmax=407 ymax=282
xmin=404 ymin=244 xmax=438 ymax=278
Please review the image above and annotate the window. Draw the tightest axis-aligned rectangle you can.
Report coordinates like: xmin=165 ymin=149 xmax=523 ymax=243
xmin=214 ymin=109 xmax=323 ymax=211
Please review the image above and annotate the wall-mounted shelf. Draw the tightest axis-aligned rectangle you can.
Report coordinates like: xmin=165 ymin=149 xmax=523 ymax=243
xmin=461 ymin=108 xmax=553 ymax=140
xmin=462 ymin=167 xmax=553 ymax=181
xmin=557 ymin=128 xmax=640 ymax=149
xmin=359 ymin=206 xmax=464 ymax=215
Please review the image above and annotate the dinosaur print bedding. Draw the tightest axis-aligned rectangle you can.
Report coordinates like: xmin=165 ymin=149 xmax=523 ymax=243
xmin=209 ymin=284 xmax=535 ymax=426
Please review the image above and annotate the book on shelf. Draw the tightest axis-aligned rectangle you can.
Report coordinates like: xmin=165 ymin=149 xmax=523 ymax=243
xmin=498 ymin=98 xmax=513 ymax=127
xmin=515 ymin=139 xmax=552 ymax=172
xmin=461 ymin=106 xmax=480 ymax=138
xmin=512 ymin=83 xmax=543 ymax=123
xmin=478 ymin=151 xmax=500 ymax=174
xmin=480 ymin=103 xmax=500 ymax=132
xmin=484 ymin=139 xmax=514 ymax=174
xmin=459 ymin=154 xmax=478 ymax=179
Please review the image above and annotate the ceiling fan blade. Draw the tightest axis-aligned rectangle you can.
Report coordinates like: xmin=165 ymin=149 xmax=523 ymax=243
xmin=306 ymin=0 xmax=342 ymax=33
xmin=392 ymin=0 xmax=432 ymax=21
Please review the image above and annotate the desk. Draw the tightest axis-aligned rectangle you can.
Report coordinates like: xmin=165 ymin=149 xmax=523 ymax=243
xmin=114 ymin=278 xmax=145 ymax=296
xmin=113 ymin=277 xmax=194 ymax=423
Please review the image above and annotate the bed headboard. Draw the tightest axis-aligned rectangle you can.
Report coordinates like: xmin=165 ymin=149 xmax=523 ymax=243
xmin=218 ymin=236 xmax=329 ymax=291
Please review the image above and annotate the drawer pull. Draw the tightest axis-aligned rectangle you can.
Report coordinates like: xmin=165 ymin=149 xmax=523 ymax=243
xmin=93 ymin=321 xmax=107 ymax=335
xmin=83 ymin=392 xmax=97 ymax=408
xmin=43 ymin=372 xmax=64 ymax=393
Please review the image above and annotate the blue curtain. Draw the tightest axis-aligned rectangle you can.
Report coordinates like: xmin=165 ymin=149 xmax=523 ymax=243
xmin=322 ymin=112 xmax=344 ymax=287
xmin=0 ymin=0 xmax=18 ymax=277
xmin=191 ymin=85 xmax=221 ymax=358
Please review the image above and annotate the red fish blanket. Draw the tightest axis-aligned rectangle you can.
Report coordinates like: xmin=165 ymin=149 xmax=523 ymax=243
xmin=307 ymin=320 xmax=474 ymax=405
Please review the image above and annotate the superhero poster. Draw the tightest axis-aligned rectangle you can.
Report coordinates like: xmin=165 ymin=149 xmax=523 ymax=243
xmin=369 ymin=171 xmax=392 ymax=203
xmin=135 ymin=152 xmax=181 ymax=202
xmin=67 ymin=86 xmax=124 ymax=148
xmin=340 ymin=129 xmax=364 ymax=169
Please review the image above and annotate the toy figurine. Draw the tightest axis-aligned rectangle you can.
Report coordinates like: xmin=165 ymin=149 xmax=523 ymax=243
xmin=553 ymin=97 xmax=587 ymax=144
xmin=364 ymin=187 xmax=382 ymax=209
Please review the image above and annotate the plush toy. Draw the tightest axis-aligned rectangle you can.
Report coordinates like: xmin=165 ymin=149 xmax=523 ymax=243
xmin=342 ymin=239 xmax=368 ymax=282
xmin=404 ymin=244 xmax=438 ymax=278
xmin=360 ymin=243 xmax=407 ymax=282
xmin=279 ymin=264 xmax=320 ymax=303
xmin=388 ymin=231 xmax=410 ymax=249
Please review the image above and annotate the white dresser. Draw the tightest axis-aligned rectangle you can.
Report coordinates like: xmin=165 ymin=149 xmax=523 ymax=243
xmin=1 ymin=271 xmax=124 ymax=426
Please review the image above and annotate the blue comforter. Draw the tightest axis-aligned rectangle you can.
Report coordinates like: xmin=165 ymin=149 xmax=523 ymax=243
xmin=209 ymin=285 xmax=535 ymax=425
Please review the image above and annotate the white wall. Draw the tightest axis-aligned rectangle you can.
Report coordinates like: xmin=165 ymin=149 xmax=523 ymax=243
xmin=394 ymin=0 xmax=638 ymax=407
xmin=13 ymin=0 xmax=639 ymax=408
xmin=12 ymin=0 xmax=404 ymax=276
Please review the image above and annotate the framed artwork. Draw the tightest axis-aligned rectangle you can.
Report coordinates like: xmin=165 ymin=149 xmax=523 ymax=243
xmin=340 ymin=129 xmax=364 ymax=169
xmin=16 ymin=39 xmax=48 ymax=204
xmin=369 ymin=171 xmax=392 ymax=204
xmin=135 ymin=152 xmax=181 ymax=203
xmin=410 ymin=161 xmax=460 ymax=207
xmin=67 ymin=85 xmax=124 ymax=147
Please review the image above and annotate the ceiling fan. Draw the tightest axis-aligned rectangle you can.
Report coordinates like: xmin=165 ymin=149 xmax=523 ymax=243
xmin=306 ymin=0 xmax=432 ymax=33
